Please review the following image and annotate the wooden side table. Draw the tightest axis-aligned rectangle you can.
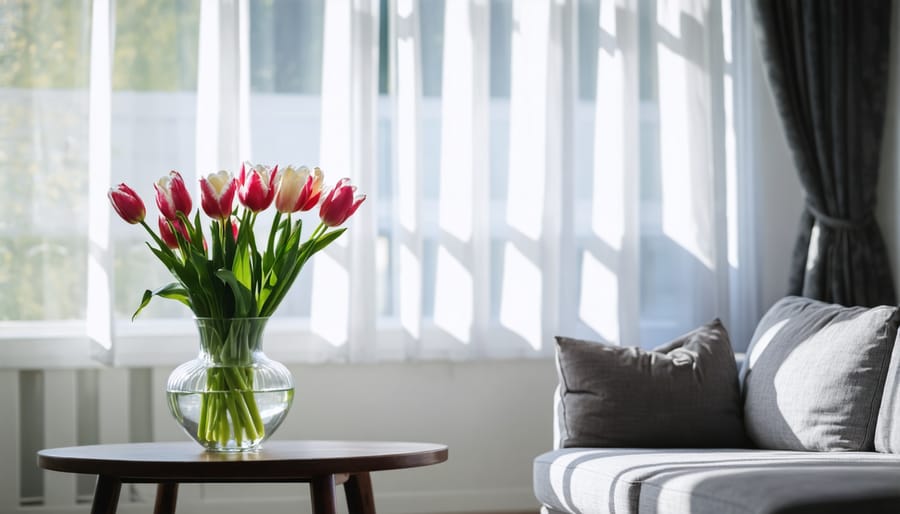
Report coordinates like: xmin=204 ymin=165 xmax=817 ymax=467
xmin=37 ymin=440 xmax=448 ymax=514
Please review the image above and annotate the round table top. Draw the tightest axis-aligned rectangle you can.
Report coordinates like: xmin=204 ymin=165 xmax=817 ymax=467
xmin=38 ymin=440 xmax=448 ymax=482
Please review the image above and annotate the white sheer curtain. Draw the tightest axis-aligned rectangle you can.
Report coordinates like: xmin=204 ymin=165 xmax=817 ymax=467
xmin=0 ymin=0 xmax=757 ymax=366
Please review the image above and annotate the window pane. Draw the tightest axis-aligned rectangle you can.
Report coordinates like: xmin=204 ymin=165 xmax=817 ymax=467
xmin=250 ymin=0 xmax=324 ymax=95
xmin=111 ymin=0 xmax=201 ymax=320
xmin=0 ymin=1 xmax=91 ymax=320
xmin=113 ymin=0 xmax=200 ymax=91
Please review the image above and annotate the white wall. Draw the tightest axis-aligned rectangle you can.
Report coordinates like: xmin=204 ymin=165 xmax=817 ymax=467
xmin=746 ymin=17 xmax=804 ymax=315
xmin=242 ymin=360 xmax=556 ymax=512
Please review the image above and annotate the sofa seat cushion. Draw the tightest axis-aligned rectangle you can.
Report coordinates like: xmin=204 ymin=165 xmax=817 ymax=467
xmin=534 ymin=448 xmax=900 ymax=514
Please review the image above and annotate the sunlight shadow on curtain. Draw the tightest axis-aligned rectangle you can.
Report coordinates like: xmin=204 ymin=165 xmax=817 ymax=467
xmin=500 ymin=242 xmax=543 ymax=350
xmin=311 ymin=0 xmax=353 ymax=348
xmin=310 ymin=253 xmax=349 ymax=346
xmin=579 ymin=251 xmax=620 ymax=342
xmin=433 ymin=0 xmax=488 ymax=347
xmin=437 ymin=3 xmax=474 ymax=245
xmin=400 ymin=246 xmax=422 ymax=339
xmin=575 ymin=0 xmax=638 ymax=346
xmin=87 ymin=0 xmax=113 ymax=356
xmin=591 ymin=1 xmax=624 ymax=251
xmin=722 ymin=0 xmax=739 ymax=272
xmin=319 ymin=0 xmax=351 ymax=177
xmin=497 ymin=0 xmax=551 ymax=351
xmin=395 ymin=0 xmax=423 ymax=342
xmin=505 ymin=0 xmax=549 ymax=242
xmin=434 ymin=246 xmax=474 ymax=344
xmin=657 ymin=1 xmax=715 ymax=271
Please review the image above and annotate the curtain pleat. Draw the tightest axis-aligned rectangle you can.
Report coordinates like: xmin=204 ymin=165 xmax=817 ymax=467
xmin=581 ymin=0 xmax=641 ymax=346
xmin=430 ymin=0 xmax=492 ymax=357
xmin=195 ymin=0 xmax=250 ymax=175
xmin=86 ymin=0 xmax=114 ymax=362
xmin=346 ymin=0 xmax=380 ymax=362
xmin=311 ymin=0 xmax=379 ymax=357
xmin=393 ymin=0 xmax=424 ymax=355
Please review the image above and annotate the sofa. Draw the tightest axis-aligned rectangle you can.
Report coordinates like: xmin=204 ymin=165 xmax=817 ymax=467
xmin=533 ymin=296 xmax=900 ymax=514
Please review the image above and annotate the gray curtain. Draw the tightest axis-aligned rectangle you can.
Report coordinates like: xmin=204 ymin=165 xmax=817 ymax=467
xmin=753 ymin=0 xmax=896 ymax=307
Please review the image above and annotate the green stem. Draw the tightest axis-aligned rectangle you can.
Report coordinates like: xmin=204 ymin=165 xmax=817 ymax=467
xmin=198 ymin=391 xmax=209 ymax=441
xmin=223 ymin=367 xmax=262 ymax=439
xmin=195 ymin=366 xmax=266 ymax=448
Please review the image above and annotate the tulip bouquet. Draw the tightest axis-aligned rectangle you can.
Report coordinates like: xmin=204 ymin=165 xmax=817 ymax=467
xmin=108 ymin=163 xmax=364 ymax=448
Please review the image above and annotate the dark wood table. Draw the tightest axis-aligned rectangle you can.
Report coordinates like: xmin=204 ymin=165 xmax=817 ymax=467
xmin=38 ymin=440 xmax=448 ymax=514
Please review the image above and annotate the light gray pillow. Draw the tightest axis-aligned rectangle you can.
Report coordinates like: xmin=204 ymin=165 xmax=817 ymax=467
xmin=741 ymin=296 xmax=899 ymax=451
xmin=555 ymin=319 xmax=747 ymax=448
xmin=874 ymin=328 xmax=900 ymax=453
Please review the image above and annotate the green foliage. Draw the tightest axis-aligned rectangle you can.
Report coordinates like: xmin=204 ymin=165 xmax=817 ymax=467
xmin=135 ymin=211 xmax=344 ymax=321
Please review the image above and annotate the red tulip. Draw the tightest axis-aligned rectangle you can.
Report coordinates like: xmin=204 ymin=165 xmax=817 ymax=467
xmin=274 ymin=165 xmax=325 ymax=213
xmin=108 ymin=183 xmax=146 ymax=224
xmin=158 ymin=216 xmax=191 ymax=249
xmin=155 ymin=170 xmax=193 ymax=221
xmin=319 ymin=178 xmax=366 ymax=227
xmin=238 ymin=162 xmax=278 ymax=212
xmin=200 ymin=170 xmax=237 ymax=220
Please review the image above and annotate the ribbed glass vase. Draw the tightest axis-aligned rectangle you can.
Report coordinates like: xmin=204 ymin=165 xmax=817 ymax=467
xmin=166 ymin=317 xmax=294 ymax=452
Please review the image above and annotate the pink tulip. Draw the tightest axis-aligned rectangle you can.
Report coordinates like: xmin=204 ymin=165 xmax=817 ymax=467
xmin=155 ymin=170 xmax=193 ymax=221
xmin=274 ymin=165 xmax=325 ymax=213
xmin=200 ymin=170 xmax=237 ymax=220
xmin=319 ymin=178 xmax=366 ymax=227
xmin=108 ymin=183 xmax=146 ymax=224
xmin=158 ymin=216 xmax=191 ymax=249
xmin=238 ymin=162 xmax=278 ymax=212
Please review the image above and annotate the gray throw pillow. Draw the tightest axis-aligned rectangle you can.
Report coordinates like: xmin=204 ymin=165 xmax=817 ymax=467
xmin=876 ymin=330 xmax=900 ymax=453
xmin=555 ymin=319 xmax=747 ymax=448
xmin=741 ymin=296 xmax=899 ymax=451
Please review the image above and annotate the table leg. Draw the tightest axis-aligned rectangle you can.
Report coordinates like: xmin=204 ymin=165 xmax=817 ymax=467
xmin=345 ymin=472 xmax=376 ymax=514
xmin=310 ymin=474 xmax=337 ymax=514
xmin=154 ymin=483 xmax=179 ymax=514
xmin=91 ymin=475 xmax=122 ymax=514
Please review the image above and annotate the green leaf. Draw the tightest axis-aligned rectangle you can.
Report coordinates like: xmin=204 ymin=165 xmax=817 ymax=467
xmin=263 ymin=211 xmax=283 ymax=275
xmin=216 ymin=269 xmax=256 ymax=317
xmin=233 ymin=245 xmax=252 ymax=289
xmin=211 ymin=221 xmax=224 ymax=269
xmin=156 ymin=282 xmax=192 ymax=306
xmin=302 ymin=228 xmax=346 ymax=257
xmin=132 ymin=289 xmax=154 ymax=321
xmin=193 ymin=210 xmax=206 ymax=254
xmin=224 ymin=217 xmax=237 ymax=269
xmin=131 ymin=282 xmax=192 ymax=320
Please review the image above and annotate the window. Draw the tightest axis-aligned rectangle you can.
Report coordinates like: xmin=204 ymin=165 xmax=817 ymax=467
xmin=1 ymin=0 xmax=755 ymax=366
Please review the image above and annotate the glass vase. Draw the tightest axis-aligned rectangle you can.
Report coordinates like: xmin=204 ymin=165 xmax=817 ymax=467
xmin=166 ymin=317 xmax=294 ymax=452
